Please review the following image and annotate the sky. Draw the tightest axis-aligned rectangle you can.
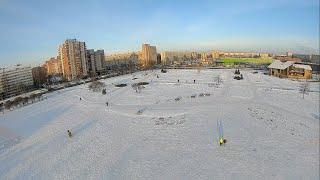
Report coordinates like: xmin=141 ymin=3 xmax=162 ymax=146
xmin=0 ymin=0 xmax=319 ymax=66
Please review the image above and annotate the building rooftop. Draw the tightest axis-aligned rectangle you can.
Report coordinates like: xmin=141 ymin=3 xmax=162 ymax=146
xmin=268 ymin=60 xmax=294 ymax=70
xmin=0 ymin=64 xmax=32 ymax=72
xmin=293 ymin=64 xmax=312 ymax=70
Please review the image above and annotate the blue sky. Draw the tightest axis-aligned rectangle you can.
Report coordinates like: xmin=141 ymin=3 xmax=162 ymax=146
xmin=0 ymin=0 xmax=319 ymax=65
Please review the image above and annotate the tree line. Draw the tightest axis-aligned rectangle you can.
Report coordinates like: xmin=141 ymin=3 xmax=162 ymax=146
xmin=0 ymin=93 xmax=44 ymax=112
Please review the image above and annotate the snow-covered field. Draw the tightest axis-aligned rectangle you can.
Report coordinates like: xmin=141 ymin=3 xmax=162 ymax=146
xmin=0 ymin=69 xmax=319 ymax=179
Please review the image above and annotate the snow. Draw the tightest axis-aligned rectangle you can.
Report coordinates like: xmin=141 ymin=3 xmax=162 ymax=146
xmin=268 ymin=60 xmax=294 ymax=70
xmin=0 ymin=69 xmax=319 ymax=179
xmin=293 ymin=64 xmax=312 ymax=70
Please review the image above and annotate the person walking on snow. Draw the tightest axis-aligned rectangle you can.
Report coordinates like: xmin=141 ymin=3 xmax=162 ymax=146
xmin=67 ymin=130 xmax=72 ymax=138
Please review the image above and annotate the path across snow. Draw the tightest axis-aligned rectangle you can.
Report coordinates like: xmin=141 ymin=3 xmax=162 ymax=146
xmin=0 ymin=69 xmax=319 ymax=179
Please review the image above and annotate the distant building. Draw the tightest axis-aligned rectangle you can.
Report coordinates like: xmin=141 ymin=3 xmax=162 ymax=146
xmin=44 ymin=57 xmax=62 ymax=75
xmin=212 ymin=51 xmax=220 ymax=58
xmin=94 ymin=50 xmax=106 ymax=74
xmin=86 ymin=49 xmax=106 ymax=76
xmin=141 ymin=44 xmax=157 ymax=68
xmin=86 ymin=49 xmax=96 ymax=76
xmin=191 ymin=52 xmax=201 ymax=59
xmin=292 ymin=54 xmax=320 ymax=72
xmin=259 ymin=53 xmax=270 ymax=58
xmin=293 ymin=54 xmax=320 ymax=64
xmin=32 ymin=66 xmax=47 ymax=88
xmin=0 ymin=64 xmax=34 ymax=100
xmin=160 ymin=51 xmax=193 ymax=65
xmin=274 ymin=56 xmax=302 ymax=63
xmin=219 ymin=52 xmax=259 ymax=58
xmin=105 ymin=52 xmax=139 ymax=66
xmin=310 ymin=54 xmax=320 ymax=64
xmin=59 ymin=39 xmax=87 ymax=80
xmin=268 ymin=60 xmax=312 ymax=79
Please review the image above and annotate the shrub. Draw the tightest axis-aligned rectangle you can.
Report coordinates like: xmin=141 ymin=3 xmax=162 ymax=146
xmin=13 ymin=97 xmax=23 ymax=107
xmin=0 ymin=102 xmax=3 ymax=112
xmin=89 ymin=81 xmax=105 ymax=92
xmin=22 ymin=97 xmax=29 ymax=105
xmin=4 ymin=100 xmax=12 ymax=110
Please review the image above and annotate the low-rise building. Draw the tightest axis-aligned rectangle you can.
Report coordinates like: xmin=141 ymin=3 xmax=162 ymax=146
xmin=274 ymin=56 xmax=302 ymax=63
xmin=288 ymin=64 xmax=312 ymax=79
xmin=220 ymin=52 xmax=259 ymax=58
xmin=268 ymin=60 xmax=312 ymax=79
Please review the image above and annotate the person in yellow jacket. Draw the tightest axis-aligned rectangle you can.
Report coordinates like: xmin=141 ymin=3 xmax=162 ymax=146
xmin=219 ymin=138 xmax=227 ymax=146
xmin=219 ymin=138 xmax=224 ymax=145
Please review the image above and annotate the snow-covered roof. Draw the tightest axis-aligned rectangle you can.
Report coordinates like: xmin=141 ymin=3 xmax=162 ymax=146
xmin=293 ymin=64 xmax=312 ymax=71
xmin=267 ymin=60 xmax=294 ymax=70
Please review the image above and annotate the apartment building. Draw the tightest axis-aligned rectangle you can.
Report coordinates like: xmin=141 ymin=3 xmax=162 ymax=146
xmin=0 ymin=64 xmax=34 ymax=100
xmin=59 ymin=39 xmax=87 ymax=80
xmin=94 ymin=50 xmax=106 ymax=74
xmin=44 ymin=57 xmax=62 ymax=75
xmin=85 ymin=49 xmax=106 ymax=76
xmin=141 ymin=44 xmax=157 ymax=68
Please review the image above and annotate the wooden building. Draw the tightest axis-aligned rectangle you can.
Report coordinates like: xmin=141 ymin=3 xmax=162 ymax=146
xmin=268 ymin=60 xmax=312 ymax=79
xmin=288 ymin=64 xmax=312 ymax=79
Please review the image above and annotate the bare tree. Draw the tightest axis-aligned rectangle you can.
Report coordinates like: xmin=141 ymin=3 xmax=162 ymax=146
xmin=299 ymin=81 xmax=310 ymax=99
xmin=88 ymin=80 xmax=105 ymax=92
xmin=0 ymin=102 xmax=3 ymax=113
xmin=22 ymin=97 xmax=29 ymax=105
xmin=36 ymin=94 xmax=42 ymax=101
xmin=30 ymin=94 xmax=37 ymax=103
xmin=132 ymin=83 xmax=141 ymax=93
xmin=13 ymin=97 xmax=23 ymax=107
xmin=4 ymin=100 xmax=12 ymax=110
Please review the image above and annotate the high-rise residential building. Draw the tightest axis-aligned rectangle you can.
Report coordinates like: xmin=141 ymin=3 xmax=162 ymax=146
xmin=44 ymin=57 xmax=62 ymax=75
xmin=0 ymin=64 xmax=34 ymax=100
xmin=86 ymin=49 xmax=106 ymax=76
xmin=59 ymin=39 xmax=87 ymax=80
xmin=141 ymin=44 xmax=157 ymax=68
xmin=94 ymin=50 xmax=106 ymax=74
xmin=86 ymin=49 xmax=96 ymax=76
